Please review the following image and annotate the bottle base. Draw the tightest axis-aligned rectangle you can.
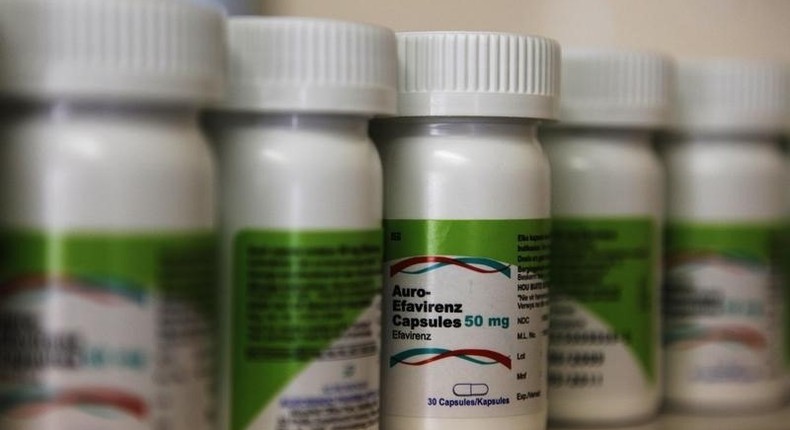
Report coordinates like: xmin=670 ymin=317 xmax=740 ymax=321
xmin=548 ymin=393 xmax=659 ymax=426
xmin=381 ymin=412 xmax=546 ymax=430
xmin=665 ymin=381 xmax=785 ymax=414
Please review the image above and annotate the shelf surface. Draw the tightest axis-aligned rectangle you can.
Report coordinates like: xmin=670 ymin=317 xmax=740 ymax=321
xmin=551 ymin=404 xmax=790 ymax=430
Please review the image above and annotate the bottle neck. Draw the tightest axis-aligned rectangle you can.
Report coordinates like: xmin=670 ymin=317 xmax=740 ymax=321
xmin=540 ymin=127 xmax=655 ymax=148
xmin=206 ymin=112 xmax=372 ymax=141
xmin=0 ymin=99 xmax=200 ymax=128
xmin=664 ymin=132 xmax=782 ymax=150
xmin=371 ymin=117 xmax=541 ymax=142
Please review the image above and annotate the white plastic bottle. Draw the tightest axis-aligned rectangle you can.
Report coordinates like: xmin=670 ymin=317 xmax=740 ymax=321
xmin=373 ymin=32 xmax=560 ymax=430
xmin=542 ymin=49 xmax=670 ymax=425
xmin=662 ymin=59 xmax=788 ymax=412
xmin=209 ymin=18 xmax=396 ymax=430
xmin=0 ymin=1 xmax=224 ymax=429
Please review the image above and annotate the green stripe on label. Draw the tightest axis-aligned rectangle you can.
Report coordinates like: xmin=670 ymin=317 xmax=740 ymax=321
xmin=665 ymin=222 xmax=780 ymax=265
xmin=0 ymin=230 xmax=215 ymax=300
xmin=385 ymin=219 xmax=551 ymax=266
xmin=231 ymin=229 xmax=382 ymax=430
xmin=550 ymin=218 xmax=657 ymax=383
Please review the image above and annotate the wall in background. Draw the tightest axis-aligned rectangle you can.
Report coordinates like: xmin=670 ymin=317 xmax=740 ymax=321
xmin=208 ymin=0 xmax=258 ymax=15
xmin=259 ymin=0 xmax=790 ymax=62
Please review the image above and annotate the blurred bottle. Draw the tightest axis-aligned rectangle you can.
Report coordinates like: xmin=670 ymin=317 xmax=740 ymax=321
xmin=661 ymin=59 xmax=788 ymax=413
xmin=542 ymin=48 xmax=671 ymax=426
xmin=0 ymin=0 xmax=224 ymax=429
xmin=207 ymin=17 xmax=396 ymax=430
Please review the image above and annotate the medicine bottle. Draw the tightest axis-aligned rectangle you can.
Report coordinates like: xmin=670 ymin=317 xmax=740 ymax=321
xmin=662 ymin=59 xmax=788 ymax=412
xmin=0 ymin=0 xmax=224 ymax=429
xmin=541 ymin=49 xmax=670 ymax=425
xmin=373 ymin=31 xmax=560 ymax=430
xmin=208 ymin=17 xmax=396 ymax=430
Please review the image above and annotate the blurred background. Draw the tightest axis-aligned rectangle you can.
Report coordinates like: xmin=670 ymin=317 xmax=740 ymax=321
xmin=222 ymin=0 xmax=790 ymax=63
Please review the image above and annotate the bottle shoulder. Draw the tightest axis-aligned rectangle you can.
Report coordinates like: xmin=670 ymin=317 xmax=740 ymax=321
xmin=662 ymin=141 xmax=785 ymax=177
xmin=0 ymin=114 xmax=214 ymax=229
xmin=3 ymin=112 xmax=211 ymax=168
xmin=378 ymin=134 xmax=551 ymax=219
xmin=378 ymin=134 xmax=548 ymax=172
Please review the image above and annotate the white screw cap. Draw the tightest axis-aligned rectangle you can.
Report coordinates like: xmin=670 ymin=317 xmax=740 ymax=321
xmin=396 ymin=31 xmax=561 ymax=119
xmin=225 ymin=17 xmax=397 ymax=115
xmin=674 ymin=59 xmax=789 ymax=135
xmin=559 ymin=49 xmax=672 ymax=128
xmin=0 ymin=0 xmax=226 ymax=104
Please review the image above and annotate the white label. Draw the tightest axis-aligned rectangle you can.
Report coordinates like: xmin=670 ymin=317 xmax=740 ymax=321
xmin=665 ymin=260 xmax=782 ymax=389
xmin=0 ymin=284 xmax=214 ymax=430
xmin=382 ymin=256 xmax=548 ymax=418
xmin=244 ymin=299 xmax=381 ymax=430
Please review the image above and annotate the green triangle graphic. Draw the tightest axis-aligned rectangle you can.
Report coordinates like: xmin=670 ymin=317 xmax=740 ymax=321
xmin=230 ymin=229 xmax=381 ymax=430
xmin=551 ymin=218 xmax=657 ymax=383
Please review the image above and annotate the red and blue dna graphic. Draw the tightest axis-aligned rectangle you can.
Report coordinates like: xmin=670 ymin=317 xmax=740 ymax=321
xmin=390 ymin=256 xmax=511 ymax=278
xmin=390 ymin=348 xmax=512 ymax=369
xmin=664 ymin=324 xmax=767 ymax=351
xmin=0 ymin=387 xmax=148 ymax=420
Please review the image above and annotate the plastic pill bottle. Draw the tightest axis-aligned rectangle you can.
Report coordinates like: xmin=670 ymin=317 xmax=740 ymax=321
xmin=373 ymin=31 xmax=560 ymax=430
xmin=662 ymin=59 xmax=788 ymax=412
xmin=541 ymin=49 xmax=671 ymax=425
xmin=0 ymin=0 xmax=224 ymax=429
xmin=208 ymin=17 xmax=397 ymax=430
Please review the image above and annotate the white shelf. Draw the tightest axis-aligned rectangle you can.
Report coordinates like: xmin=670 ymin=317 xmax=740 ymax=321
xmin=551 ymin=404 xmax=790 ymax=430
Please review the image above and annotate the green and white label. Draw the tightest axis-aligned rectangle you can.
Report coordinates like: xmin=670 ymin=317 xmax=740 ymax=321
xmin=381 ymin=219 xmax=550 ymax=419
xmin=664 ymin=223 xmax=783 ymax=387
xmin=231 ymin=229 xmax=382 ymax=430
xmin=548 ymin=218 xmax=657 ymax=394
xmin=0 ymin=230 xmax=216 ymax=430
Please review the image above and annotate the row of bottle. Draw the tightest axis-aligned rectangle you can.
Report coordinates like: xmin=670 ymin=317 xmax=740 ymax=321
xmin=0 ymin=1 xmax=787 ymax=430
